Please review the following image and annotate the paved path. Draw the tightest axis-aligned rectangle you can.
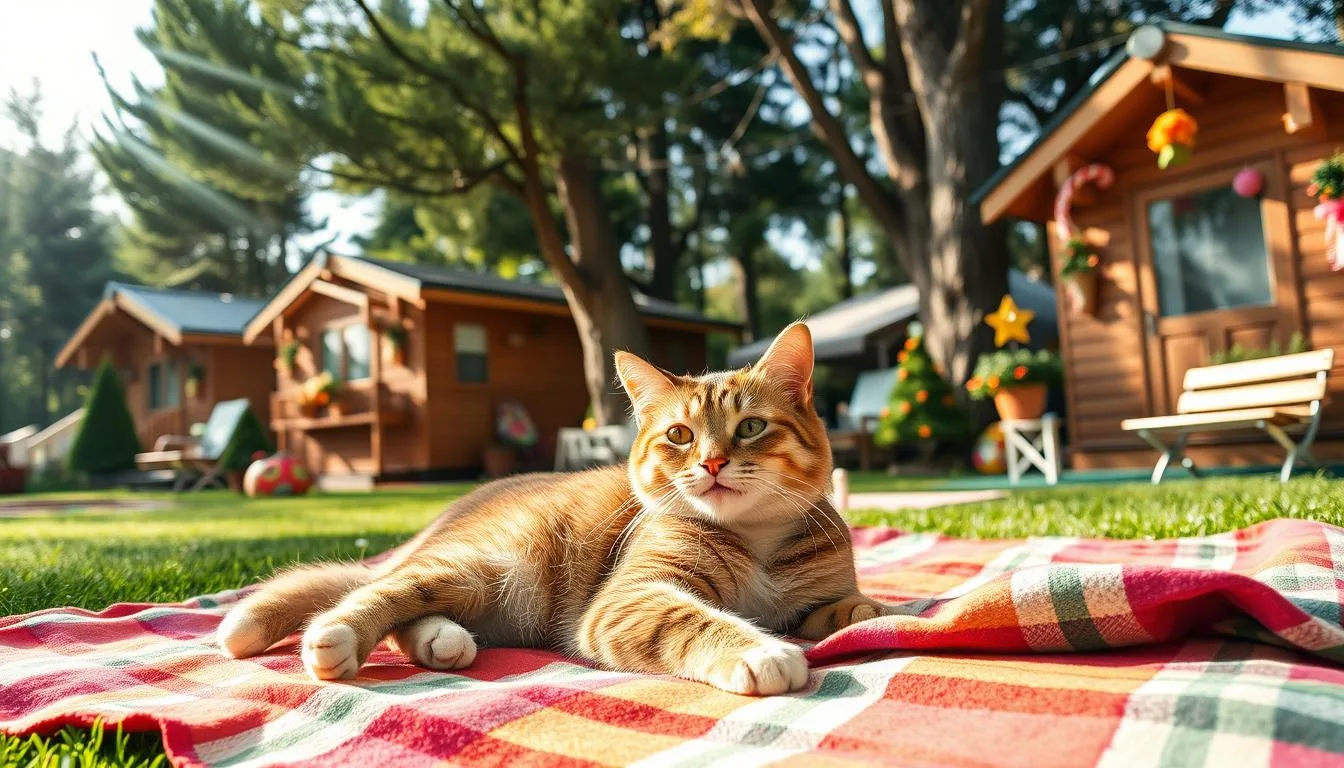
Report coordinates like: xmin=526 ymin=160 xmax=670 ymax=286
xmin=846 ymin=489 xmax=1007 ymax=512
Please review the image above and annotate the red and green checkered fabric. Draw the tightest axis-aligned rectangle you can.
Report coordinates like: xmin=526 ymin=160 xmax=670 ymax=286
xmin=4 ymin=519 xmax=1344 ymax=766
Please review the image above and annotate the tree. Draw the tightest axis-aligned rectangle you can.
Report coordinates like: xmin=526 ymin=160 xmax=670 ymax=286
xmin=67 ymin=358 xmax=142 ymax=474
xmin=225 ymin=0 xmax=692 ymax=423
xmin=1 ymin=86 xmax=115 ymax=432
xmin=92 ymin=0 xmax=316 ymax=296
xmin=873 ymin=329 xmax=970 ymax=448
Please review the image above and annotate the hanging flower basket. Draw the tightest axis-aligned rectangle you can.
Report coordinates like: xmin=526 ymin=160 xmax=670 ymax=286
xmin=1059 ymin=237 xmax=1102 ymax=317
xmin=184 ymin=364 xmax=206 ymax=399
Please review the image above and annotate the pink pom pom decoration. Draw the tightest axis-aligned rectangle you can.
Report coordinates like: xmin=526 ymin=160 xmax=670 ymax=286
xmin=1233 ymin=167 xmax=1264 ymax=198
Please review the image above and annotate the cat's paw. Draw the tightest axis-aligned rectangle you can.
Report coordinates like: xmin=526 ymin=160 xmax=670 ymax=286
xmin=705 ymin=640 xmax=808 ymax=696
xmin=301 ymin=622 xmax=361 ymax=680
xmin=217 ymin=606 xmax=270 ymax=658
xmin=396 ymin=615 xmax=477 ymax=670
xmin=797 ymin=595 xmax=888 ymax=640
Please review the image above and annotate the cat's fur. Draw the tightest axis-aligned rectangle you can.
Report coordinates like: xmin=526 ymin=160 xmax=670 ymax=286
xmin=217 ymin=322 xmax=886 ymax=695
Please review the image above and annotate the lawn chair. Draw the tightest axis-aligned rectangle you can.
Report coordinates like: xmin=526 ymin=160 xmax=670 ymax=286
xmin=554 ymin=423 xmax=636 ymax=472
xmin=135 ymin=398 xmax=253 ymax=492
xmin=1120 ymin=349 xmax=1334 ymax=484
xmin=829 ymin=367 xmax=898 ymax=471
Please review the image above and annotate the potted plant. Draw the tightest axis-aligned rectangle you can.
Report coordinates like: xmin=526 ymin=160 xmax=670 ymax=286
xmin=277 ymin=339 xmax=300 ymax=376
xmin=1309 ymin=151 xmax=1344 ymax=270
xmin=966 ymin=348 xmax=1062 ymax=421
xmin=484 ymin=441 xmax=517 ymax=479
xmin=1059 ymin=237 xmax=1101 ymax=316
xmin=184 ymin=363 xmax=206 ymax=399
xmin=295 ymin=372 xmax=337 ymax=417
xmin=383 ymin=323 xmax=408 ymax=367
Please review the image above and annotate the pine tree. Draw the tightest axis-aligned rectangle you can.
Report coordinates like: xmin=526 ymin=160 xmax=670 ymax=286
xmin=217 ymin=406 xmax=273 ymax=472
xmin=67 ymin=359 xmax=142 ymax=474
xmin=873 ymin=330 xmax=970 ymax=448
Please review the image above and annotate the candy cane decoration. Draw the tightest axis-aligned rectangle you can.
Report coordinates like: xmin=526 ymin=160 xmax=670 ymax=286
xmin=1316 ymin=198 xmax=1344 ymax=271
xmin=1053 ymin=164 xmax=1115 ymax=244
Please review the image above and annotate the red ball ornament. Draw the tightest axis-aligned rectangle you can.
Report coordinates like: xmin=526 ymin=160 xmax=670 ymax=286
xmin=1233 ymin=167 xmax=1264 ymax=198
xmin=244 ymin=451 xmax=315 ymax=497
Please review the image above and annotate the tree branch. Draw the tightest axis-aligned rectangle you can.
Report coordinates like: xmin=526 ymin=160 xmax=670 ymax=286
xmin=944 ymin=0 xmax=994 ymax=87
xmin=830 ymin=0 xmax=882 ymax=92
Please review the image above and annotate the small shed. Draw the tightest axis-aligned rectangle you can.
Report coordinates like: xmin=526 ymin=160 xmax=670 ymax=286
xmin=55 ymin=283 xmax=273 ymax=451
xmin=974 ymin=22 xmax=1344 ymax=469
xmin=242 ymin=253 xmax=738 ymax=481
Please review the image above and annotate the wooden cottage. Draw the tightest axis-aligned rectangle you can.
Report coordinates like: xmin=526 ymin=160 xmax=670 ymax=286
xmin=55 ymin=283 xmax=273 ymax=450
xmin=242 ymin=253 xmax=738 ymax=481
xmin=975 ymin=22 xmax=1344 ymax=469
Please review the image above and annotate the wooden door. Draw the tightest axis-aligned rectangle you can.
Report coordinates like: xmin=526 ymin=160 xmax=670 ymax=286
xmin=1133 ymin=159 xmax=1303 ymax=414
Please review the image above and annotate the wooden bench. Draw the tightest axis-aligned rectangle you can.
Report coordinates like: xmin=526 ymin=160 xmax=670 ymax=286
xmin=1120 ymin=349 xmax=1334 ymax=484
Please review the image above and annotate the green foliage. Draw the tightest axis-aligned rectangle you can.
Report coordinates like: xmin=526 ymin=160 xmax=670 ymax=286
xmin=0 ymin=719 xmax=166 ymax=768
xmin=873 ymin=333 xmax=970 ymax=447
xmin=1209 ymin=333 xmax=1310 ymax=366
xmin=383 ymin=323 xmax=408 ymax=350
xmin=216 ymin=407 xmax=274 ymax=472
xmin=67 ymin=359 xmax=142 ymax=475
xmin=965 ymin=348 xmax=1062 ymax=400
xmin=1309 ymin=151 xmax=1344 ymax=200
xmin=1058 ymin=237 xmax=1099 ymax=278
xmin=277 ymin=339 xmax=299 ymax=369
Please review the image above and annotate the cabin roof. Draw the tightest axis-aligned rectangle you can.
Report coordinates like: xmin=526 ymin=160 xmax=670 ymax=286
xmin=56 ymin=282 xmax=268 ymax=368
xmin=727 ymin=269 xmax=1057 ymax=368
xmin=105 ymin=282 xmax=268 ymax=337
xmin=974 ymin=21 xmax=1344 ymax=224
xmin=244 ymin=252 xmax=740 ymax=342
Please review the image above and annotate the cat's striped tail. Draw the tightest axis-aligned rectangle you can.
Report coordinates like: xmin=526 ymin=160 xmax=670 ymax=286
xmin=216 ymin=562 xmax=372 ymax=658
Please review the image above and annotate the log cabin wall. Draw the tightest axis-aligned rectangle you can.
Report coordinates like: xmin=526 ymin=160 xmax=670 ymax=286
xmin=1055 ymin=74 xmax=1344 ymax=468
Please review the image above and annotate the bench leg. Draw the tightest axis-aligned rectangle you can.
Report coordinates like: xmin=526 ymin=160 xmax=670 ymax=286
xmin=1139 ymin=430 xmax=1194 ymax=485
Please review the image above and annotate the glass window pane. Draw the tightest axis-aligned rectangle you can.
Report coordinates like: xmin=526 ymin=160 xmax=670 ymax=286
xmin=344 ymin=325 xmax=370 ymax=380
xmin=454 ymin=324 xmax=487 ymax=354
xmin=1147 ymin=185 xmax=1272 ymax=317
xmin=457 ymin=354 xmax=488 ymax=383
xmin=454 ymin=324 xmax=488 ymax=383
xmin=163 ymin=362 xmax=180 ymax=407
xmin=322 ymin=329 xmax=344 ymax=379
xmin=148 ymin=363 xmax=162 ymax=409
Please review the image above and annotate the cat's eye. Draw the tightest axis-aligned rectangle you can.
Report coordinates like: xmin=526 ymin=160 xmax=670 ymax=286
xmin=666 ymin=425 xmax=694 ymax=445
xmin=736 ymin=418 xmax=767 ymax=439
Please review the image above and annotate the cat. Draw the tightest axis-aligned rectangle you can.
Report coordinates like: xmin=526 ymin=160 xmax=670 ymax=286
xmin=217 ymin=322 xmax=887 ymax=695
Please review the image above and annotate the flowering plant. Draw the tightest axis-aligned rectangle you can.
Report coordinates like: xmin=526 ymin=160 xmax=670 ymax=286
xmin=1146 ymin=109 xmax=1199 ymax=169
xmin=295 ymin=372 xmax=339 ymax=409
xmin=965 ymin=348 xmax=1061 ymax=400
xmin=1058 ymin=237 xmax=1101 ymax=278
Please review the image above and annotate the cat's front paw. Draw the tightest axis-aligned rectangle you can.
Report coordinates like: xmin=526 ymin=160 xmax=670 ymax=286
xmin=395 ymin=615 xmax=477 ymax=670
xmin=705 ymin=640 xmax=808 ymax=696
xmin=797 ymin=594 xmax=888 ymax=640
xmin=301 ymin=622 xmax=362 ymax=680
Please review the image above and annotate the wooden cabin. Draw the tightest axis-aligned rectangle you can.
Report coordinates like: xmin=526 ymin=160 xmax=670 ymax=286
xmin=242 ymin=253 xmax=738 ymax=481
xmin=975 ymin=22 xmax=1344 ymax=470
xmin=55 ymin=283 xmax=273 ymax=450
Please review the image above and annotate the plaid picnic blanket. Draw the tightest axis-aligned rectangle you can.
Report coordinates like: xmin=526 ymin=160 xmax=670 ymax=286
xmin=4 ymin=518 xmax=1344 ymax=767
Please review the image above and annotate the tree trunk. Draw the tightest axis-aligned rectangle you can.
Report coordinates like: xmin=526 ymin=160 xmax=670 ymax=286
xmin=836 ymin=181 xmax=853 ymax=299
xmin=554 ymin=154 xmax=653 ymax=426
xmin=736 ymin=242 xmax=761 ymax=342
xmin=642 ymin=123 xmax=679 ymax=302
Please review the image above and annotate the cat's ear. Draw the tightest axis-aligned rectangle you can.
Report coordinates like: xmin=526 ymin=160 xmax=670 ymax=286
xmin=754 ymin=321 xmax=814 ymax=406
xmin=615 ymin=351 xmax=677 ymax=421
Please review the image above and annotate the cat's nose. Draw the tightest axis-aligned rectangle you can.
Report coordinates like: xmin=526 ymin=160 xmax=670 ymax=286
xmin=700 ymin=456 xmax=729 ymax=476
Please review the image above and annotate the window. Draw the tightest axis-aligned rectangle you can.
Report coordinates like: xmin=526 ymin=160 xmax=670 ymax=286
xmin=322 ymin=324 xmax=371 ymax=381
xmin=455 ymin=324 xmax=488 ymax=383
xmin=1147 ymin=184 xmax=1273 ymax=317
xmin=147 ymin=361 xmax=180 ymax=410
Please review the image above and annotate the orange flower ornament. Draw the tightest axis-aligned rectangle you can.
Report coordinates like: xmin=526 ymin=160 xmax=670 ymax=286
xmin=1147 ymin=109 xmax=1198 ymax=169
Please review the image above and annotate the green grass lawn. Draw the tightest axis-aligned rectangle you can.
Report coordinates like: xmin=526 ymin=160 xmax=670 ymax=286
xmin=3 ymin=473 xmax=1343 ymax=765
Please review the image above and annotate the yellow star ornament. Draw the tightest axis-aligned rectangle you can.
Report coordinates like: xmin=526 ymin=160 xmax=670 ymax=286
xmin=985 ymin=295 xmax=1034 ymax=347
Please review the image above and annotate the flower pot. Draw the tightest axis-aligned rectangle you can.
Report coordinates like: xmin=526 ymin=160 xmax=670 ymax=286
xmin=1065 ymin=270 xmax=1099 ymax=317
xmin=484 ymin=446 xmax=516 ymax=479
xmin=299 ymin=402 xmax=320 ymax=418
xmin=993 ymin=384 xmax=1048 ymax=421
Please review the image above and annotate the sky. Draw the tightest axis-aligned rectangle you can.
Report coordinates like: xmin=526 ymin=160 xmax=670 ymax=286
xmin=0 ymin=1 xmax=1305 ymax=261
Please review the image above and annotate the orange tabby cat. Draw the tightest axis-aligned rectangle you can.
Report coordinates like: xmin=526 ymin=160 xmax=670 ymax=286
xmin=218 ymin=322 xmax=886 ymax=695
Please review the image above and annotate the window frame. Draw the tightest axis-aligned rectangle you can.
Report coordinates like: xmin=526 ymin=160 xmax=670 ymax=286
xmin=1140 ymin=170 xmax=1277 ymax=320
xmin=146 ymin=358 xmax=181 ymax=412
xmin=320 ymin=320 xmax=372 ymax=383
xmin=453 ymin=323 xmax=489 ymax=384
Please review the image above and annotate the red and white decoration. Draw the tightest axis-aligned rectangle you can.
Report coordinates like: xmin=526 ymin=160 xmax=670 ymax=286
xmin=1316 ymin=199 xmax=1344 ymax=272
xmin=1053 ymin=163 xmax=1115 ymax=244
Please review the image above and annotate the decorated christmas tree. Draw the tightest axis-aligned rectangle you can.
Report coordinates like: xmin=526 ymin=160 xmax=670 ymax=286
xmin=873 ymin=325 xmax=971 ymax=448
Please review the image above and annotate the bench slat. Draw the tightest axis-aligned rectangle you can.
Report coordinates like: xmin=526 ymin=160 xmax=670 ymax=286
xmin=1176 ymin=376 xmax=1326 ymax=414
xmin=1121 ymin=407 xmax=1307 ymax=433
xmin=1182 ymin=349 xmax=1334 ymax=391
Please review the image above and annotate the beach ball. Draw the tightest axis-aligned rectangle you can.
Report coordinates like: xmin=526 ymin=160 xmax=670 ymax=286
xmin=244 ymin=452 xmax=315 ymax=497
xmin=972 ymin=422 xmax=1006 ymax=475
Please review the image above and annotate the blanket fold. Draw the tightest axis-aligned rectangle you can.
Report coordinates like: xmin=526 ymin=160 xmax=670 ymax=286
xmin=4 ymin=519 xmax=1344 ymax=767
